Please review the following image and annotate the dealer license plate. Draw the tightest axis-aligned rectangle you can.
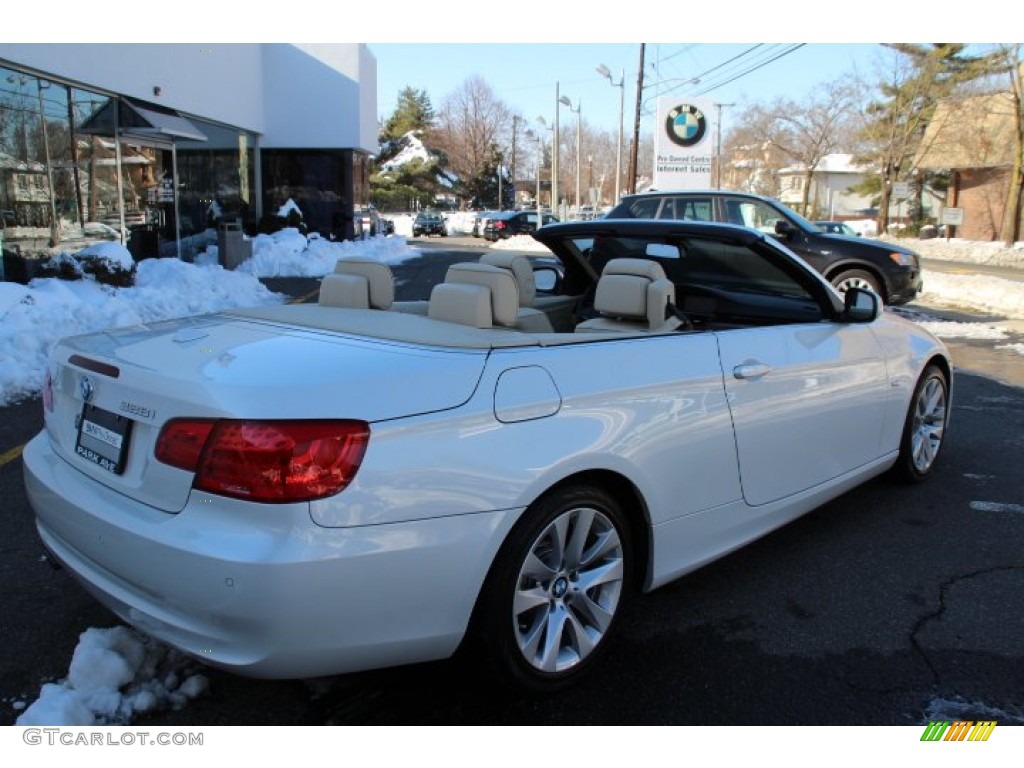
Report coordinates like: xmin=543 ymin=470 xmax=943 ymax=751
xmin=75 ymin=404 xmax=133 ymax=475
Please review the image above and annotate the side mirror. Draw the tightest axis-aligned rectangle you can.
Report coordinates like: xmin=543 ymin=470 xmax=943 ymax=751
xmin=774 ymin=219 xmax=797 ymax=239
xmin=534 ymin=266 xmax=560 ymax=293
xmin=843 ymin=287 xmax=881 ymax=323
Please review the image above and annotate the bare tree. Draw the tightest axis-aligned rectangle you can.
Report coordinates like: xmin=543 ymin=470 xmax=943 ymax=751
xmin=430 ymin=76 xmax=513 ymax=206
xmin=723 ymin=108 xmax=789 ymax=197
xmin=746 ymin=78 xmax=857 ymax=216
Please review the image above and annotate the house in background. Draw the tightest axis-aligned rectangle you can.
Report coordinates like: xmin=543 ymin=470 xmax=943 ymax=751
xmin=915 ymin=91 xmax=1020 ymax=241
xmin=0 ymin=44 xmax=377 ymax=264
xmin=776 ymin=153 xmax=876 ymax=219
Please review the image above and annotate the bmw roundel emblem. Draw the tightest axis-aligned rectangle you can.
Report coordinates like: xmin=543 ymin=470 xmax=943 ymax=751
xmin=79 ymin=375 xmax=94 ymax=403
xmin=665 ymin=104 xmax=707 ymax=147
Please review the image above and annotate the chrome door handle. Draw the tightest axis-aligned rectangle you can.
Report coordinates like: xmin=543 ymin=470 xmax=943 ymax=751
xmin=733 ymin=362 xmax=772 ymax=380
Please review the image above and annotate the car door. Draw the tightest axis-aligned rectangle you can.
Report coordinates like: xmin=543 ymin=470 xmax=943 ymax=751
xmin=691 ymin=237 xmax=889 ymax=506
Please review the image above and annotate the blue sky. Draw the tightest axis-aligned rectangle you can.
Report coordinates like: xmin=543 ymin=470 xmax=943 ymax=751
xmin=370 ymin=43 xmax=884 ymax=137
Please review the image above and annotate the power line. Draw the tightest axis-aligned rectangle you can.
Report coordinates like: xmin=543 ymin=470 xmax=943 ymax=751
xmin=695 ymin=44 xmax=807 ymax=96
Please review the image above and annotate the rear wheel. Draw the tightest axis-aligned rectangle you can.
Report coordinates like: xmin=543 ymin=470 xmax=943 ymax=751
xmin=893 ymin=364 xmax=949 ymax=482
xmin=474 ymin=485 xmax=631 ymax=692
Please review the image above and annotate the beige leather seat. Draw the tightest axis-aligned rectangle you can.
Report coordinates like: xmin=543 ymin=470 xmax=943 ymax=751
xmin=428 ymin=262 xmax=520 ymax=329
xmin=319 ymin=257 xmax=395 ymax=309
xmin=478 ymin=252 xmax=553 ymax=333
xmin=575 ymin=258 xmax=676 ymax=334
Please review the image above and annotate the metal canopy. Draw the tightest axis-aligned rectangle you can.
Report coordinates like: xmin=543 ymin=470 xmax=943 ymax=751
xmin=78 ymin=98 xmax=208 ymax=142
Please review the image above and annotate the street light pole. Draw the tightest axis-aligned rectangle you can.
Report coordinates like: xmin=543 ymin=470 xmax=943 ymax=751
xmin=553 ymin=82 xmax=561 ymax=218
xmin=559 ymin=95 xmax=581 ymax=216
xmin=597 ymin=64 xmax=625 ymax=205
xmin=525 ymin=128 xmax=544 ymax=211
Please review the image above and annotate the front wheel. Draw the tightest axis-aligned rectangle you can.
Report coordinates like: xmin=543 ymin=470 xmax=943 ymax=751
xmin=473 ymin=485 xmax=631 ymax=692
xmin=831 ymin=269 xmax=883 ymax=300
xmin=893 ymin=364 xmax=949 ymax=482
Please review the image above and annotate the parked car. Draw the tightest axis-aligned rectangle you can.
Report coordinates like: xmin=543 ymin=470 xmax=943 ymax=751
xmin=607 ymin=191 xmax=922 ymax=305
xmin=472 ymin=211 xmax=500 ymax=238
xmin=356 ymin=208 xmax=388 ymax=237
xmin=484 ymin=210 xmax=558 ymax=241
xmin=412 ymin=212 xmax=447 ymax=237
xmin=23 ymin=219 xmax=950 ymax=691
xmin=815 ymin=220 xmax=859 ymax=237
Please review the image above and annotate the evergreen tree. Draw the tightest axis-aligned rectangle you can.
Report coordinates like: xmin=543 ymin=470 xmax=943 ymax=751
xmin=856 ymin=44 xmax=986 ymax=234
xmin=381 ymin=87 xmax=435 ymax=143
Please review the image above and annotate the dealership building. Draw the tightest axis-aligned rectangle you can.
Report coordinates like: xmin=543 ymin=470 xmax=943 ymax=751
xmin=0 ymin=44 xmax=377 ymax=264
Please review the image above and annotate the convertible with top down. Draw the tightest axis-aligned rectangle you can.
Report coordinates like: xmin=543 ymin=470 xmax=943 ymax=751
xmin=23 ymin=219 xmax=951 ymax=691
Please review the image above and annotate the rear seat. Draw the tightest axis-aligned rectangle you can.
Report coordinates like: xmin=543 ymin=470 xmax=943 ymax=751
xmin=319 ymin=257 xmax=395 ymax=309
xmin=428 ymin=262 xmax=520 ymax=329
xmin=478 ymin=252 xmax=554 ymax=333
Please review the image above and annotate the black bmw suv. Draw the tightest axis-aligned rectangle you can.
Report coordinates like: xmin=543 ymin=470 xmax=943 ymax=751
xmin=606 ymin=190 xmax=922 ymax=305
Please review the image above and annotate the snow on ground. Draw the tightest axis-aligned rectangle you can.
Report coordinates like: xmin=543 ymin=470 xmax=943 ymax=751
xmin=0 ymin=233 xmax=421 ymax=406
xmin=886 ymin=234 xmax=1024 ymax=268
xmin=15 ymin=626 xmax=208 ymax=726
xmin=3 ymin=230 xmax=1024 ymax=408
xmin=490 ymin=233 xmax=550 ymax=252
xmin=918 ymin=270 xmax=1024 ymax=320
xmin=237 ymin=228 xmax=415 ymax=277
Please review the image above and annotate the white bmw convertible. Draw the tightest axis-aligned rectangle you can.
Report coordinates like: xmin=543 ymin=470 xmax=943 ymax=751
xmin=23 ymin=220 xmax=950 ymax=691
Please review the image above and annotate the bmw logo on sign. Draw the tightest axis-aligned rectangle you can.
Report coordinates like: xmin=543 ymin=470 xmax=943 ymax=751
xmin=665 ymin=104 xmax=707 ymax=148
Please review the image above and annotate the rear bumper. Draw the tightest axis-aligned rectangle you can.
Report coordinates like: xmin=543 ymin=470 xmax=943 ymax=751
xmin=23 ymin=432 xmax=514 ymax=679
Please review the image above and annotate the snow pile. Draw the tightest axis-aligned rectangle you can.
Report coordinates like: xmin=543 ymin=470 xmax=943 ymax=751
xmin=491 ymin=234 xmax=549 ymax=253
xmin=919 ymin=270 xmax=1024 ymax=319
xmin=913 ymin=319 xmax=1011 ymax=341
xmin=444 ymin=211 xmax=475 ymax=236
xmin=0 ymin=258 xmax=284 ymax=406
xmin=16 ymin=626 xmax=208 ymax=726
xmin=238 ymin=229 xmax=416 ymax=277
xmin=883 ymin=235 xmax=1024 ymax=268
xmin=277 ymin=198 xmax=303 ymax=219
xmin=74 ymin=241 xmax=135 ymax=271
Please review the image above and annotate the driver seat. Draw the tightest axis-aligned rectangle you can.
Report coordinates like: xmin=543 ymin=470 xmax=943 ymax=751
xmin=575 ymin=258 xmax=676 ymax=334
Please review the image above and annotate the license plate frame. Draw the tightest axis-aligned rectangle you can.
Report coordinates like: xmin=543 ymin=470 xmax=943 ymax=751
xmin=75 ymin=404 xmax=133 ymax=475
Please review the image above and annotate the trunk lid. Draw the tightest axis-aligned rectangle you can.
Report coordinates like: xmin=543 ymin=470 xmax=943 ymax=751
xmin=44 ymin=313 xmax=487 ymax=512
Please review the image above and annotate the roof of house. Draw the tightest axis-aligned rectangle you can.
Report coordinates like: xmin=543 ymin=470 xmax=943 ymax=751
xmin=915 ymin=92 xmax=1017 ymax=170
xmin=778 ymin=153 xmax=869 ymax=175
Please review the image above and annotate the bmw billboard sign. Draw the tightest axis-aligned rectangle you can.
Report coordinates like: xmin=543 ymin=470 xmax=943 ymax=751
xmin=654 ymin=96 xmax=714 ymax=189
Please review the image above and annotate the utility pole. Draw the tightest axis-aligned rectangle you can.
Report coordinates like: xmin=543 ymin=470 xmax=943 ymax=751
xmin=510 ymin=115 xmax=518 ymax=209
xmin=627 ymin=43 xmax=645 ymax=195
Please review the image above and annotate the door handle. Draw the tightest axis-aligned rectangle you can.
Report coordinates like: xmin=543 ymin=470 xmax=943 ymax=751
xmin=733 ymin=362 xmax=772 ymax=380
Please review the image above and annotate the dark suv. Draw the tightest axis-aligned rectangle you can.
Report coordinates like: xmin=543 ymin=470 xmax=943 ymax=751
xmin=483 ymin=210 xmax=558 ymax=241
xmin=412 ymin=212 xmax=447 ymax=237
xmin=607 ymin=190 xmax=922 ymax=304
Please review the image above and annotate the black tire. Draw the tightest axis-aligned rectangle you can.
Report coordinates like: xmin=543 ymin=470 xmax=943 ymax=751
xmin=472 ymin=485 xmax=632 ymax=692
xmin=830 ymin=269 xmax=883 ymax=300
xmin=893 ymin=364 xmax=949 ymax=483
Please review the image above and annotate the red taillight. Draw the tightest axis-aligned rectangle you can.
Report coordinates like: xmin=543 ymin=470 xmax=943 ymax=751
xmin=156 ymin=419 xmax=217 ymax=471
xmin=155 ymin=419 xmax=370 ymax=503
xmin=495 ymin=221 xmax=506 ymax=229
